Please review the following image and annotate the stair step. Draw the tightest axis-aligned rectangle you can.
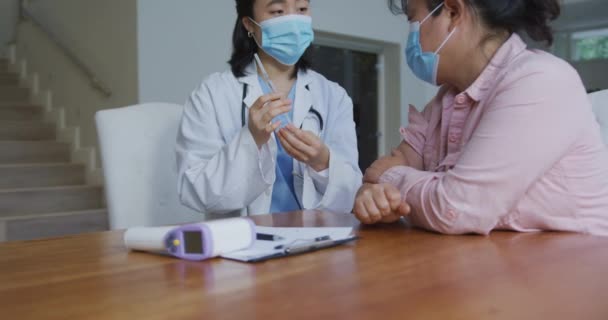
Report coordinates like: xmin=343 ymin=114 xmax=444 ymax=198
xmin=0 ymin=163 xmax=85 ymax=189
xmin=0 ymin=99 xmax=31 ymax=104
xmin=0 ymin=86 xmax=29 ymax=101
xmin=0 ymin=101 xmax=38 ymax=107
xmin=0 ymin=74 xmax=18 ymax=86
xmin=1 ymin=209 xmax=109 ymax=242
xmin=0 ymin=79 xmax=18 ymax=86
xmin=0 ymin=186 xmax=104 ymax=217
xmin=0 ymin=121 xmax=56 ymax=140
xmin=0 ymin=105 xmax=43 ymax=121
xmin=0 ymin=141 xmax=70 ymax=164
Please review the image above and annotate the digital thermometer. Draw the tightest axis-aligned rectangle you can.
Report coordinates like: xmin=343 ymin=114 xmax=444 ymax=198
xmin=124 ymin=218 xmax=255 ymax=261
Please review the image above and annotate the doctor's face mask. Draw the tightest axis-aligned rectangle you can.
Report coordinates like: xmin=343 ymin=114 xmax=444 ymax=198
xmin=249 ymin=14 xmax=314 ymax=66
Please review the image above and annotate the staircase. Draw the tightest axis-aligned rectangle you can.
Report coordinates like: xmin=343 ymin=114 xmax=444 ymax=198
xmin=0 ymin=58 xmax=108 ymax=242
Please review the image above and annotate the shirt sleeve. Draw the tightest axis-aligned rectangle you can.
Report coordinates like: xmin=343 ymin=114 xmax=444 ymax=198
xmin=308 ymin=167 xmax=329 ymax=194
xmin=400 ymin=104 xmax=430 ymax=157
xmin=379 ymin=65 xmax=588 ymax=235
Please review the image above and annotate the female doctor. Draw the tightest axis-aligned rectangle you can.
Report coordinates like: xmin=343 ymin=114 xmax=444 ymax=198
xmin=176 ymin=0 xmax=362 ymax=218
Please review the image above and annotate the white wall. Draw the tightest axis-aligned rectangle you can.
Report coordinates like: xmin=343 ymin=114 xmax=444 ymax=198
xmin=136 ymin=0 xmax=437 ymax=152
xmin=136 ymin=0 xmax=234 ymax=105
xmin=17 ymin=0 xmax=139 ymax=152
xmin=0 ymin=0 xmax=19 ymax=56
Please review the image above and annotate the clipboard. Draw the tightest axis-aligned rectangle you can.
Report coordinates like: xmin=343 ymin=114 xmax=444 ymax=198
xmin=221 ymin=226 xmax=358 ymax=263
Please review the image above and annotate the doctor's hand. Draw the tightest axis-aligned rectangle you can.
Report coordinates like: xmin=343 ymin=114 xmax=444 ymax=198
xmin=363 ymin=149 xmax=409 ymax=184
xmin=354 ymin=183 xmax=410 ymax=225
xmin=277 ymin=124 xmax=330 ymax=172
xmin=249 ymin=93 xmax=292 ymax=149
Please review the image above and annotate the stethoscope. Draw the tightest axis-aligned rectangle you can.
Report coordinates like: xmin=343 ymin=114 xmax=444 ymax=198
xmin=241 ymin=83 xmax=324 ymax=132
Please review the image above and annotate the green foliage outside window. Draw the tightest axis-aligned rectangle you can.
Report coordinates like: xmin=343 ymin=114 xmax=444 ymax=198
xmin=574 ymin=36 xmax=608 ymax=61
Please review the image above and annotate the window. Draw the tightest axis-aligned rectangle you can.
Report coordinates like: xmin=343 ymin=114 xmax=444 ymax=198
xmin=571 ymin=28 xmax=608 ymax=61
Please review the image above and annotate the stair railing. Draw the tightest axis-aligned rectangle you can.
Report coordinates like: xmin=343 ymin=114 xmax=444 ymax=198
xmin=16 ymin=0 xmax=112 ymax=98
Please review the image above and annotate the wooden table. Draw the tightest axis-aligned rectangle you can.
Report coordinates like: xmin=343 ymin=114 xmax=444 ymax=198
xmin=1 ymin=211 xmax=608 ymax=319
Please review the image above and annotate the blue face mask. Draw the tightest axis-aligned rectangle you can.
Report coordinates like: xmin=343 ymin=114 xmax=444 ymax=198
xmin=250 ymin=15 xmax=314 ymax=66
xmin=406 ymin=3 xmax=457 ymax=85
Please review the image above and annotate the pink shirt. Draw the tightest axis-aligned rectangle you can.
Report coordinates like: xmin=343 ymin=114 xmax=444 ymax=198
xmin=380 ymin=34 xmax=608 ymax=236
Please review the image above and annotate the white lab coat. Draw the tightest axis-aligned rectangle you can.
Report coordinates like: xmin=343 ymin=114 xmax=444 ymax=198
xmin=176 ymin=62 xmax=362 ymax=219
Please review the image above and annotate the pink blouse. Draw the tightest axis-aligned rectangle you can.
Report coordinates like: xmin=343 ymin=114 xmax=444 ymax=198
xmin=380 ymin=34 xmax=608 ymax=236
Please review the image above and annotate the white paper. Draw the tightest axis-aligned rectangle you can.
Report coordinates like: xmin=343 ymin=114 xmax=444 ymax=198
xmin=221 ymin=226 xmax=354 ymax=262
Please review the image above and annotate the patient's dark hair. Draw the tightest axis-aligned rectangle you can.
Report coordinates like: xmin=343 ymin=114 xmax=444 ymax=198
xmin=389 ymin=0 xmax=561 ymax=46
xmin=229 ymin=0 xmax=312 ymax=78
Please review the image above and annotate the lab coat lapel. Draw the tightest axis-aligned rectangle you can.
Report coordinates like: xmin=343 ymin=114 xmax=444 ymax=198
xmin=238 ymin=62 xmax=262 ymax=109
xmin=293 ymin=69 xmax=314 ymax=129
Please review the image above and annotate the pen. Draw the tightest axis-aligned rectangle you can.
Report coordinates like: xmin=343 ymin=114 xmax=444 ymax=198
xmin=256 ymin=233 xmax=285 ymax=241
xmin=285 ymin=239 xmax=336 ymax=254
xmin=273 ymin=236 xmax=332 ymax=250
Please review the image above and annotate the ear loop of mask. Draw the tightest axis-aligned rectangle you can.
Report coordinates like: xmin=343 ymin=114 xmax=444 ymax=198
xmin=419 ymin=2 xmax=456 ymax=54
xmin=247 ymin=17 xmax=263 ymax=48
xmin=420 ymin=2 xmax=445 ymax=25
xmin=434 ymin=27 xmax=457 ymax=54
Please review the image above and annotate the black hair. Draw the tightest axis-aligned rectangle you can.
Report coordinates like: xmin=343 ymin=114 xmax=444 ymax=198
xmin=389 ymin=0 xmax=561 ymax=46
xmin=229 ymin=0 xmax=312 ymax=78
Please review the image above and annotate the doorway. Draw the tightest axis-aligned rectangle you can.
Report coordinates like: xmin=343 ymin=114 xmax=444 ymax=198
xmin=310 ymin=42 xmax=382 ymax=172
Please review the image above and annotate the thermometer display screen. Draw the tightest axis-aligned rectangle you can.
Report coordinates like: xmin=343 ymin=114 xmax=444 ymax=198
xmin=183 ymin=231 xmax=204 ymax=254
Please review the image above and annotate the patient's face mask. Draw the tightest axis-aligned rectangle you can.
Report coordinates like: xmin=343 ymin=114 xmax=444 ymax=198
xmin=249 ymin=15 xmax=314 ymax=66
xmin=405 ymin=2 xmax=457 ymax=85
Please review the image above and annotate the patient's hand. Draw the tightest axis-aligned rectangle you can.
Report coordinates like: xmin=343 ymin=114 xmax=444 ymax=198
xmin=364 ymin=149 xmax=408 ymax=184
xmin=354 ymin=183 xmax=410 ymax=225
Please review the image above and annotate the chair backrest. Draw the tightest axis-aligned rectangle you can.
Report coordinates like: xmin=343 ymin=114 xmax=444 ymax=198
xmin=96 ymin=103 xmax=203 ymax=229
xmin=590 ymin=89 xmax=608 ymax=145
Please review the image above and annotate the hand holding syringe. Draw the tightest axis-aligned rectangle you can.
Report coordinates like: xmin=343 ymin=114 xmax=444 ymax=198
xmin=254 ymin=54 xmax=292 ymax=130
xmin=247 ymin=54 xmax=292 ymax=149
xmin=253 ymin=55 xmax=330 ymax=171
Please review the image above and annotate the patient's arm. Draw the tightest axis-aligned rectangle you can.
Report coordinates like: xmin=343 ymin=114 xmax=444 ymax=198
xmin=396 ymin=141 xmax=424 ymax=171
xmin=363 ymin=141 xmax=423 ymax=184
